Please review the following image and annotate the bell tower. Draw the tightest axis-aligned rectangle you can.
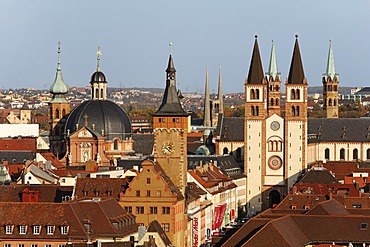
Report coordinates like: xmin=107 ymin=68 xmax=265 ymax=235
xmin=266 ymin=40 xmax=281 ymax=116
xmin=49 ymin=42 xmax=70 ymax=158
xmin=322 ymin=40 xmax=339 ymax=118
xmin=244 ymin=35 xmax=267 ymax=212
xmin=152 ymin=46 xmax=190 ymax=195
xmin=284 ymin=35 xmax=308 ymax=189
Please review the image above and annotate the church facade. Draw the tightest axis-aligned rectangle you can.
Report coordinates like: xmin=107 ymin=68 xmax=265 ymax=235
xmin=244 ymin=35 xmax=308 ymax=212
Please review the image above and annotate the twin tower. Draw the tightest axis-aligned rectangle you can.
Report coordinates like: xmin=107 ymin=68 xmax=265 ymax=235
xmin=244 ymin=35 xmax=339 ymax=213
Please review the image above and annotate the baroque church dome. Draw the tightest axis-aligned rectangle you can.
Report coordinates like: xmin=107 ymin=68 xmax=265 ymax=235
xmin=64 ymin=99 xmax=131 ymax=139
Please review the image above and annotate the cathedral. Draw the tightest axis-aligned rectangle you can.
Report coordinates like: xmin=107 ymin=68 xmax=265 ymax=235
xmin=244 ymin=35 xmax=308 ymax=212
xmin=49 ymin=45 xmax=133 ymax=166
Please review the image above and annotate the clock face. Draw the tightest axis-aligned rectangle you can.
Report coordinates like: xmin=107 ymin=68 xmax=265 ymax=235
xmin=268 ymin=156 xmax=282 ymax=170
xmin=161 ymin=141 xmax=175 ymax=155
xmin=271 ymin=121 xmax=280 ymax=131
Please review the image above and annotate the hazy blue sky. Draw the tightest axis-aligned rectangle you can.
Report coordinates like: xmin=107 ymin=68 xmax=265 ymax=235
xmin=0 ymin=1 xmax=369 ymax=93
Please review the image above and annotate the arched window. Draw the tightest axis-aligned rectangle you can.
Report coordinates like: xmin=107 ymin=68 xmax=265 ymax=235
xmin=291 ymin=89 xmax=295 ymax=100
xmin=324 ymin=148 xmax=330 ymax=160
xmin=114 ymin=139 xmax=119 ymax=150
xmin=334 ymin=99 xmax=337 ymax=106
xmin=255 ymin=106 xmax=259 ymax=116
xmin=223 ymin=147 xmax=229 ymax=155
xmin=270 ymin=98 xmax=274 ymax=106
xmin=95 ymin=88 xmax=99 ymax=99
xmin=292 ymin=106 xmax=296 ymax=116
xmin=251 ymin=106 xmax=255 ymax=116
xmin=101 ymin=88 xmax=104 ymax=98
xmin=296 ymin=89 xmax=300 ymax=99
xmin=250 ymin=89 xmax=255 ymax=99
xmin=367 ymin=149 xmax=370 ymax=160
xmin=329 ymin=98 xmax=332 ymax=106
xmin=62 ymin=109 xmax=66 ymax=116
xmin=256 ymin=89 xmax=260 ymax=99
xmin=276 ymin=98 xmax=279 ymax=106
xmin=55 ymin=109 xmax=60 ymax=119
xmin=340 ymin=148 xmax=345 ymax=160
xmin=296 ymin=106 xmax=300 ymax=116
xmin=353 ymin=148 xmax=358 ymax=160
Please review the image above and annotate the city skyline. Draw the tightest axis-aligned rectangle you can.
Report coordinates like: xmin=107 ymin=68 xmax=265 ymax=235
xmin=0 ymin=0 xmax=369 ymax=93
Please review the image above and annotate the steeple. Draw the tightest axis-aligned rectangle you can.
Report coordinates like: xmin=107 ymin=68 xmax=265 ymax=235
xmin=324 ymin=40 xmax=338 ymax=81
xmin=266 ymin=40 xmax=280 ymax=82
xmin=203 ymin=66 xmax=211 ymax=127
xmin=154 ymin=46 xmax=187 ymax=115
xmin=90 ymin=46 xmax=107 ymax=100
xmin=49 ymin=42 xmax=69 ymax=103
xmin=265 ymin=40 xmax=281 ymax=116
xmin=287 ymin=35 xmax=305 ymax=84
xmin=246 ymin=35 xmax=264 ymax=84
xmin=217 ymin=66 xmax=224 ymax=115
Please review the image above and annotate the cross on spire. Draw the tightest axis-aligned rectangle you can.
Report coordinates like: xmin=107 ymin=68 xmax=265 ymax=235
xmin=96 ymin=46 xmax=102 ymax=72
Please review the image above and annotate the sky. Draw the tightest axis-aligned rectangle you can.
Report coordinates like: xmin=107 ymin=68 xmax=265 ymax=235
xmin=0 ymin=1 xmax=369 ymax=94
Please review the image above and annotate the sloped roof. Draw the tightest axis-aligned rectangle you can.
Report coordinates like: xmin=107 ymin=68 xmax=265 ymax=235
xmin=298 ymin=168 xmax=338 ymax=184
xmin=147 ymin=220 xmax=172 ymax=246
xmin=287 ymin=37 xmax=305 ymax=84
xmin=246 ymin=36 xmax=264 ymax=85
xmin=74 ymin=177 xmax=129 ymax=201
xmin=308 ymin=118 xmax=370 ymax=143
xmin=216 ymin=117 xmax=244 ymax=142
xmin=153 ymin=162 xmax=184 ymax=201
xmin=306 ymin=199 xmax=349 ymax=215
xmin=132 ymin=133 xmax=154 ymax=155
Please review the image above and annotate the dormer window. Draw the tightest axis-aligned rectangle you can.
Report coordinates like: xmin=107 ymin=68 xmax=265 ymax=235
xmin=33 ymin=225 xmax=41 ymax=235
xmin=47 ymin=225 xmax=55 ymax=235
xmin=360 ymin=223 xmax=368 ymax=230
xmin=60 ymin=225 xmax=69 ymax=235
xmin=5 ymin=225 xmax=13 ymax=234
xmin=19 ymin=225 xmax=27 ymax=235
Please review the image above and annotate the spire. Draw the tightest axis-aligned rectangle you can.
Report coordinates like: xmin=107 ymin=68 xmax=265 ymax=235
xmin=154 ymin=47 xmax=187 ymax=115
xmin=49 ymin=42 xmax=69 ymax=102
xmin=247 ymin=35 xmax=264 ymax=84
xmin=204 ymin=66 xmax=211 ymax=126
xmin=266 ymin=40 xmax=279 ymax=81
xmin=287 ymin=34 xmax=305 ymax=84
xmin=218 ymin=66 xmax=224 ymax=115
xmin=96 ymin=46 xmax=102 ymax=72
xmin=325 ymin=39 xmax=337 ymax=80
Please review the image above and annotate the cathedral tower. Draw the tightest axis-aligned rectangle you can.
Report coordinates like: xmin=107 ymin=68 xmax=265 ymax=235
xmin=284 ymin=35 xmax=308 ymax=189
xmin=152 ymin=49 xmax=190 ymax=195
xmin=322 ymin=40 xmax=339 ymax=118
xmin=211 ymin=67 xmax=224 ymax=126
xmin=266 ymin=40 xmax=281 ymax=116
xmin=49 ymin=42 xmax=70 ymax=158
xmin=244 ymin=35 xmax=268 ymax=213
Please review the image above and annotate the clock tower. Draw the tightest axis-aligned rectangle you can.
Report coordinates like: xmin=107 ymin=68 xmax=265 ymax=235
xmin=152 ymin=49 xmax=190 ymax=195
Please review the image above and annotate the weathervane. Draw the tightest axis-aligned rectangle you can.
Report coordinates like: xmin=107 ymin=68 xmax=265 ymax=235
xmin=169 ymin=42 xmax=173 ymax=55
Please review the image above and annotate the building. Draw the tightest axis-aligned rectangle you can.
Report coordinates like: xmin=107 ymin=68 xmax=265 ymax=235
xmin=244 ymin=35 xmax=308 ymax=213
xmin=48 ymin=45 xmax=134 ymax=165
xmin=119 ymin=160 xmax=186 ymax=247
xmin=0 ymin=198 xmax=137 ymax=246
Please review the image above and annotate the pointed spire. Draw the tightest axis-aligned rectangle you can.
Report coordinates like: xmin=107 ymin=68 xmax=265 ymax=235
xmin=287 ymin=34 xmax=305 ymax=84
xmin=50 ymin=42 xmax=69 ymax=102
xmin=325 ymin=39 xmax=336 ymax=80
xmin=247 ymin=35 xmax=264 ymax=84
xmin=204 ymin=66 xmax=211 ymax=126
xmin=266 ymin=40 xmax=279 ymax=81
xmin=154 ymin=49 xmax=187 ymax=115
xmin=218 ymin=66 xmax=224 ymax=115
xmin=96 ymin=46 xmax=102 ymax=72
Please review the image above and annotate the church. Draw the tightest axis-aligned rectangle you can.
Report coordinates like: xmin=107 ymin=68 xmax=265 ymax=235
xmin=49 ymin=45 xmax=134 ymax=166
xmin=244 ymin=35 xmax=308 ymax=213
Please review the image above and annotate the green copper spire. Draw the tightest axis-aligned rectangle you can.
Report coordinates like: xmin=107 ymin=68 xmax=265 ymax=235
xmin=266 ymin=40 xmax=280 ymax=81
xmin=50 ymin=42 xmax=69 ymax=102
xmin=325 ymin=39 xmax=338 ymax=81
